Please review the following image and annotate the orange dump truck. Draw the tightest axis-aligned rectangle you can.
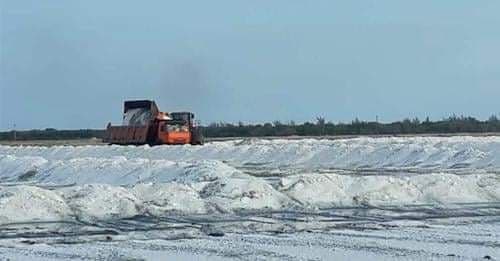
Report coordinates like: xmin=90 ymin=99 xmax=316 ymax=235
xmin=103 ymin=100 xmax=203 ymax=145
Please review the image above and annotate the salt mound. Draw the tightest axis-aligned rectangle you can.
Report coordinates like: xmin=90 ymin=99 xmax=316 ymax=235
xmin=133 ymin=183 xmax=206 ymax=215
xmin=173 ymin=160 xmax=243 ymax=184
xmin=1 ymin=137 xmax=500 ymax=224
xmin=2 ymin=136 xmax=500 ymax=170
xmin=123 ymin=108 xmax=152 ymax=126
xmin=0 ymin=155 xmax=47 ymax=182
xmin=203 ymin=177 xmax=293 ymax=212
xmin=0 ymin=155 xmax=244 ymax=188
xmin=0 ymin=186 xmax=70 ymax=224
xmin=413 ymin=174 xmax=500 ymax=204
xmin=59 ymin=184 xmax=140 ymax=221
xmin=280 ymin=173 xmax=500 ymax=207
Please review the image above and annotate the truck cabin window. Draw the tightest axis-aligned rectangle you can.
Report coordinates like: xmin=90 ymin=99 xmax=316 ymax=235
xmin=161 ymin=123 xmax=189 ymax=132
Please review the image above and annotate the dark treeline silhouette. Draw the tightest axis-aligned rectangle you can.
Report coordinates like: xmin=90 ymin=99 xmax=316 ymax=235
xmin=1 ymin=115 xmax=500 ymax=141
xmin=202 ymin=115 xmax=500 ymax=137
xmin=0 ymin=129 xmax=105 ymax=141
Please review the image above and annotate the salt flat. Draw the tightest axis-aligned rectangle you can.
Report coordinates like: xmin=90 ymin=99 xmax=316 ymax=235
xmin=0 ymin=137 xmax=499 ymax=260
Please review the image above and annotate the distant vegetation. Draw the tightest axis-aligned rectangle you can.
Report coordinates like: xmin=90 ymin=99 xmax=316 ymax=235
xmin=202 ymin=115 xmax=500 ymax=137
xmin=1 ymin=115 xmax=500 ymax=141
xmin=0 ymin=129 xmax=105 ymax=141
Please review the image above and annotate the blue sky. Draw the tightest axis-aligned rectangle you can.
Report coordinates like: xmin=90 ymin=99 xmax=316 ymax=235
xmin=1 ymin=1 xmax=499 ymax=130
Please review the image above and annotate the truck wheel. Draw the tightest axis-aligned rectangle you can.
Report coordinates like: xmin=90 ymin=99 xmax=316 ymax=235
xmin=191 ymin=129 xmax=204 ymax=145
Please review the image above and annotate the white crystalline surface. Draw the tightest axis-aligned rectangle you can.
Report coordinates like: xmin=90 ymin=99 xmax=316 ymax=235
xmin=122 ymin=108 xmax=152 ymax=126
xmin=1 ymin=136 xmax=499 ymax=222
xmin=0 ymin=137 xmax=499 ymax=260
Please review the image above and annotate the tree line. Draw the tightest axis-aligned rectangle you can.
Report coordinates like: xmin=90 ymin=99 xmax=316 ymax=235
xmin=202 ymin=115 xmax=500 ymax=137
xmin=0 ymin=128 xmax=105 ymax=141
xmin=1 ymin=115 xmax=500 ymax=141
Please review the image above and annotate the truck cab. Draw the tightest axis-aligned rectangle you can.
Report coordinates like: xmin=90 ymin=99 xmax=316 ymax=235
xmin=157 ymin=112 xmax=203 ymax=145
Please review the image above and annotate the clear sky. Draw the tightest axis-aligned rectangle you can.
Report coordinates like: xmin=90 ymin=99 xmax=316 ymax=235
xmin=1 ymin=1 xmax=499 ymax=130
